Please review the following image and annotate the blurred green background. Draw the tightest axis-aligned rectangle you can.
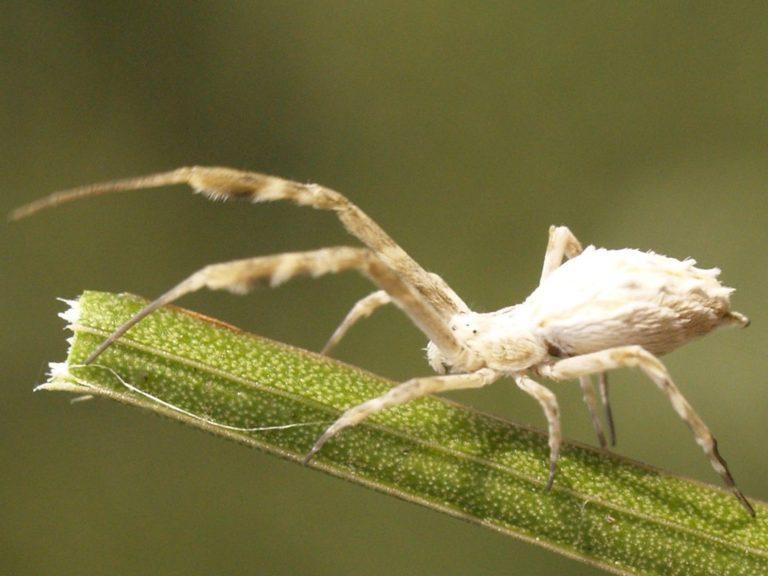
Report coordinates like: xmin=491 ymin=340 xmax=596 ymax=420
xmin=3 ymin=3 xmax=767 ymax=575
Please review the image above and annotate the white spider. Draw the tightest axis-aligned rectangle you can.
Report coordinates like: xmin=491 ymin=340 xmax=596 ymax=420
xmin=12 ymin=166 xmax=754 ymax=516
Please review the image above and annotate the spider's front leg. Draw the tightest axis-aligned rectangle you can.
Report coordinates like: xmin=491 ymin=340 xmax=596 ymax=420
xmin=15 ymin=167 xmax=473 ymax=365
xmin=12 ymin=166 xmax=468 ymax=321
xmin=322 ymin=273 xmax=462 ymax=355
xmin=322 ymin=290 xmax=391 ymax=355
xmin=82 ymin=246 xmax=462 ymax=365
xmin=304 ymin=368 xmax=499 ymax=464
xmin=539 ymin=345 xmax=755 ymax=516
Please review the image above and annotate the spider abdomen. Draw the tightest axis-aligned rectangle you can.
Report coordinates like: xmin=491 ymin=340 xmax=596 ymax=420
xmin=524 ymin=246 xmax=745 ymax=357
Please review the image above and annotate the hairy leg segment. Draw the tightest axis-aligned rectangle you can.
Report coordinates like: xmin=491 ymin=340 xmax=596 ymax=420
xmin=539 ymin=345 xmax=754 ymax=516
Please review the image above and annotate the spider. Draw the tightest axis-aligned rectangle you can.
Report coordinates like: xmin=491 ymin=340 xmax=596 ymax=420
xmin=12 ymin=166 xmax=754 ymax=516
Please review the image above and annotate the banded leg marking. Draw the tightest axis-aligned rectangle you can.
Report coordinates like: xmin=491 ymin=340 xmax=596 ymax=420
xmin=82 ymin=247 xmax=462 ymax=364
xmin=12 ymin=166 xmax=467 ymax=318
xmin=540 ymin=345 xmax=754 ymax=516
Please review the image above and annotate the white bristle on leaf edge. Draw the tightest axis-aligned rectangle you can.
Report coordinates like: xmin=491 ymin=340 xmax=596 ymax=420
xmin=57 ymin=297 xmax=81 ymax=325
xmin=37 ymin=298 xmax=82 ymax=388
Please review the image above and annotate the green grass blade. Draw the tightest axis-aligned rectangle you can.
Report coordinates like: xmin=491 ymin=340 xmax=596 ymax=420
xmin=40 ymin=291 xmax=768 ymax=575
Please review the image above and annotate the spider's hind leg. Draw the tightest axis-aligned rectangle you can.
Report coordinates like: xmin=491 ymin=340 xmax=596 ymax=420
xmin=541 ymin=345 xmax=754 ymax=516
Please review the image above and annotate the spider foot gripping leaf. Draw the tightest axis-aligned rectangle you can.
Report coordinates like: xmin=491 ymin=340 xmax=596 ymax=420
xmin=12 ymin=166 xmax=754 ymax=516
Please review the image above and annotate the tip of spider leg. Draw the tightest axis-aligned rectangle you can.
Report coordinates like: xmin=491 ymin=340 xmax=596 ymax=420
xmin=712 ymin=438 xmax=756 ymax=517
xmin=596 ymin=431 xmax=608 ymax=450
xmin=736 ymin=489 xmax=756 ymax=518
xmin=605 ymin=412 xmax=617 ymax=448
xmin=320 ymin=331 xmax=344 ymax=356
xmin=302 ymin=447 xmax=320 ymax=466
xmin=83 ymin=349 xmax=104 ymax=366
xmin=303 ymin=426 xmax=339 ymax=466
xmin=83 ymin=338 xmax=115 ymax=365
xmin=303 ymin=437 xmax=329 ymax=466
xmin=544 ymin=462 xmax=557 ymax=492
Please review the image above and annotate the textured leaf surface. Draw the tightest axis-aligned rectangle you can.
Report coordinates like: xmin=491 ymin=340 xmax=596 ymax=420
xmin=41 ymin=291 xmax=768 ymax=575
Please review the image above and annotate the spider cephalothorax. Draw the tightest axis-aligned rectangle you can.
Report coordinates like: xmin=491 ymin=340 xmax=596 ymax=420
xmin=12 ymin=166 xmax=754 ymax=516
